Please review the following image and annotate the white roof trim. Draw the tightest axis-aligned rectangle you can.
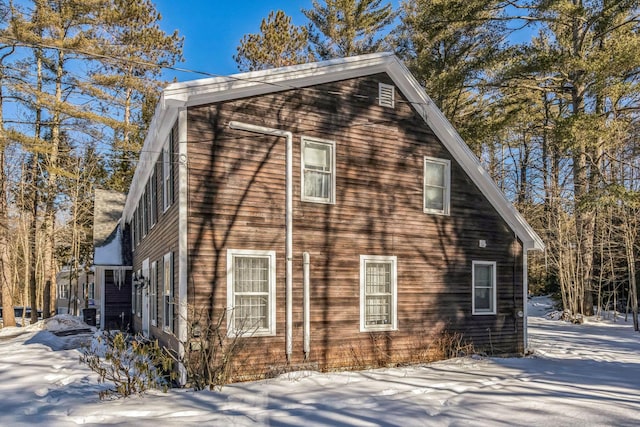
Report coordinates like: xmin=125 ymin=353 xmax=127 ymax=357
xmin=122 ymin=52 xmax=544 ymax=251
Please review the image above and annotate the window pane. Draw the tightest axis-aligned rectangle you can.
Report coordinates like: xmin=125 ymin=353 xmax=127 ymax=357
xmin=234 ymin=257 xmax=269 ymax=293
xmin=366 ymin=262 xmax=391 ymax=294
xmin=366 ymin=295 xmax=390 ymax=325
xmin=475 ymin=288 xmax=491 ymax=310
xmin=425 ymin=162 xmax=444 ymax=186
xmin=304 ymin=142 xmax=331 ymax=171
xmin=425 ymin=187 xmax=444 ymax=211
xmin=475 ymin=264 xmax=492 ymax=287
xmin=234 ymin=295 xmax=268 ymax=330
xmin=304 ymin=170 xmax=331 ymax=199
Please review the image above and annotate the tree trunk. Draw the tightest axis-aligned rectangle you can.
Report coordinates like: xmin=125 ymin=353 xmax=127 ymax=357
xmin=0 ymin=47 xmax=16 ymax=327
xmin=40 ymin=44 xmax=65 ymax=321
xmin=0 ymin=147 xmax=15 ymax=327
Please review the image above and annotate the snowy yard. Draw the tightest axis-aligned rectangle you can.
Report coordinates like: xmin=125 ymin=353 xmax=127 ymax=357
xmin=1 ymin=297 xmax=639 ymax=426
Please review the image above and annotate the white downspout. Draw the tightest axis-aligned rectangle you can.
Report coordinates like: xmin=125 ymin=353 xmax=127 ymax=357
xmin=178 ymin=107 xmax=189 ymax=385
xmin=523 ymin=249 xmax=529 ymax=352
xmin=228 ymin=121 xmax=294 ymax=361
xmin=303 ymin=252 xmax=310 ymax=358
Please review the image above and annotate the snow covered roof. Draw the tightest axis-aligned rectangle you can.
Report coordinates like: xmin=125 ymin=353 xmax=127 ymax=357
xmin=93 ymin=189 xmax=125 ymax=266
xmin=122 ymin=52 xmax=544 ymax=251
xmin=93 ymin=224 xmax=123 ymax=266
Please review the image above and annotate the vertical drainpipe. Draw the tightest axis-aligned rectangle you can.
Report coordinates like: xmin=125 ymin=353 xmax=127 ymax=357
xmin=303 ymin=252 xmax=310 ymax=359
xmin=228 ymin=121 xmax=293 ymax=361
xmin=178 ymin=108 xmax=189 ymax=385
xmin=522 ymin=249 xmax=529 ymax=352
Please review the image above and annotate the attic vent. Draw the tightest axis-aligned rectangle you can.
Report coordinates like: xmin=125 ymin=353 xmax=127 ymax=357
xmin=378 ymin=83 xmax=395 ymax=108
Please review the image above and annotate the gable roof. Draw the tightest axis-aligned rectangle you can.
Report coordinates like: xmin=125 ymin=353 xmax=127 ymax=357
xmin=94 ymin=189 xmax=126 ymax=265
xmin=123 ymin=52 xmax=544 ymax=251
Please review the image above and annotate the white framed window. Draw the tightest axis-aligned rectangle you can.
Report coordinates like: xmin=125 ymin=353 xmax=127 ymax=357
xmin=360 ymin=255 xmax=398 ymax=332
xmin=226 ymin=249 xmax=276 ymax=337
xmin=87 ymin=282 xmax=95 ymax=300
xmin=141 ymin=190 xmax=147 ymax=238
xmin=135 ymin=206 xmax=141 ymax=246
xmin=59 ymin=283 xmax=69 ymax=299
xmin=163 ymin=252 xmax=173 ymax=332
xmin=424 ymin=156 xmax=451 ymax=215
xmin=133 ymin=211 xmax=137 ymax=248
xmin=472 ymin=261 xmax=497 ymax=315
xmin=130 ymin=219 xmax=135 ymax=253
xmin=150 ymin=261 xmax=158 ymax=326
xmin=131 ymin=271 xmax=136 ymax=314
xmin=149 ymin=170 xmax=157 ymax=228
xmin=301 ymin=136 xmax=336 ymax=204
xmin=136 ymin=269 xmax=142 ymax=317
xmin=162 ymin=135 xmax=173 ymax=212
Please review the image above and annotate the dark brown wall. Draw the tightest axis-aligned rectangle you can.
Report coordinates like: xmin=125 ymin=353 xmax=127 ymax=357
xmin=186 ymin=73 xmax=524 ymax=378
xmin=103 ymin=269 xmax=132 ymax=331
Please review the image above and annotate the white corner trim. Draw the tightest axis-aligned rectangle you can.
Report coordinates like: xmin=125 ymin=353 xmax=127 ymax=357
xmin=177 ymin=107 xmax=188 ymax=386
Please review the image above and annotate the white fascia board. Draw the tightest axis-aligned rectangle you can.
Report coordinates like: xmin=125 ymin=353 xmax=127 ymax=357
xmin=386 ymin=59 xmax=545 ymax=252
xmin=163 ymin=53 xmax=394 ymax=108
xmin=121 ymin=99 xmax=179 ymax=224
xmin=164 ymin=52 xmax=394 ymax=93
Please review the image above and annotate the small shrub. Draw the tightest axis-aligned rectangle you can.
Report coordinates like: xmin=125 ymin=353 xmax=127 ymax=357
xmin=429 ymin=330 xmax=474 ymax=360
xmin=347 ymin=332 xmax=392 ymax=369
xmin=409 ymin=329 xmax=475 ymax=363
xmin=80 ymin=331 xmax=176 ymax=399
xmin=178 ymin=307 xmax=247 ymax=391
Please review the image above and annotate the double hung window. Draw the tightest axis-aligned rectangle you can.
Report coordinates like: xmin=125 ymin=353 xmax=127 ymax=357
xmin=150 ymin=261 xmax=158 ymax=326
xmin=301 ymin=137 xmax=335 ymax=204
xmin=360 ymin=255 xmax=397 ymax=332
xmin=163 ymin=252 xmax=173 ymax=332
xmin=424 ymin=157 xmax=450 ymax=215
xmin=227 ymin=249 xmax=276 ymax=336
xmin=472 ymin=261 xmax=496 ymax=315
xmin=163 ymin=135 xmax=173 ymax=211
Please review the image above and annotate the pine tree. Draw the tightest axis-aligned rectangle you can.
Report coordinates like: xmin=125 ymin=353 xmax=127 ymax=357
xmin=95 ymin=0 xmax=183 ymax=191
xmin=0 ymin=0 xmax=182 ymax=319
xmin=302 ymin=0 xmax=395 ymax=59
xmin=393 ymin=0 xmax=509 ymax=154
xmin=520 ymin=0 xmax=640 ymax=317
xmin=234 ymin=10 xmax=314 ymax=71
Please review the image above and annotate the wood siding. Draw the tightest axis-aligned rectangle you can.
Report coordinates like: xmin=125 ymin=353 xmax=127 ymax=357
xmin=130 ymin=122 xmax=180 ymax=351
xmin=184 ymin=73 xmax=525 ymax=379
xmin=103 ymin=269 xmax=132 ymax=331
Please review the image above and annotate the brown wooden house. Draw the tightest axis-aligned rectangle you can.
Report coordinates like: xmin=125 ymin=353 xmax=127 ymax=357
xmin=119 ymin=53 xmax=544 ymax=382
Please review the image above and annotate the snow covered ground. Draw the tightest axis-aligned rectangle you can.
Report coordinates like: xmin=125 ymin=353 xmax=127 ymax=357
xmin=1 ymin=298 xmax=639 ymax=426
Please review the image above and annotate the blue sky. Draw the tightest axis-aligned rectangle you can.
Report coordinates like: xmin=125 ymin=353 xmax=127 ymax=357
xmin=153 ymin=0 xmax=401 ymax=82
xmin=153 ymin=1 xmax=314 ymax=81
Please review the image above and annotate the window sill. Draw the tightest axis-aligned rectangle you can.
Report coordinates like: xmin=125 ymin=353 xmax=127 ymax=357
xmin=360 ymin=325 xmax=397 ymax=333
xmin=302 ymin=198 xmax=335 ymax=205
xmin=423 ymin=208 xmax=449 ymax=216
